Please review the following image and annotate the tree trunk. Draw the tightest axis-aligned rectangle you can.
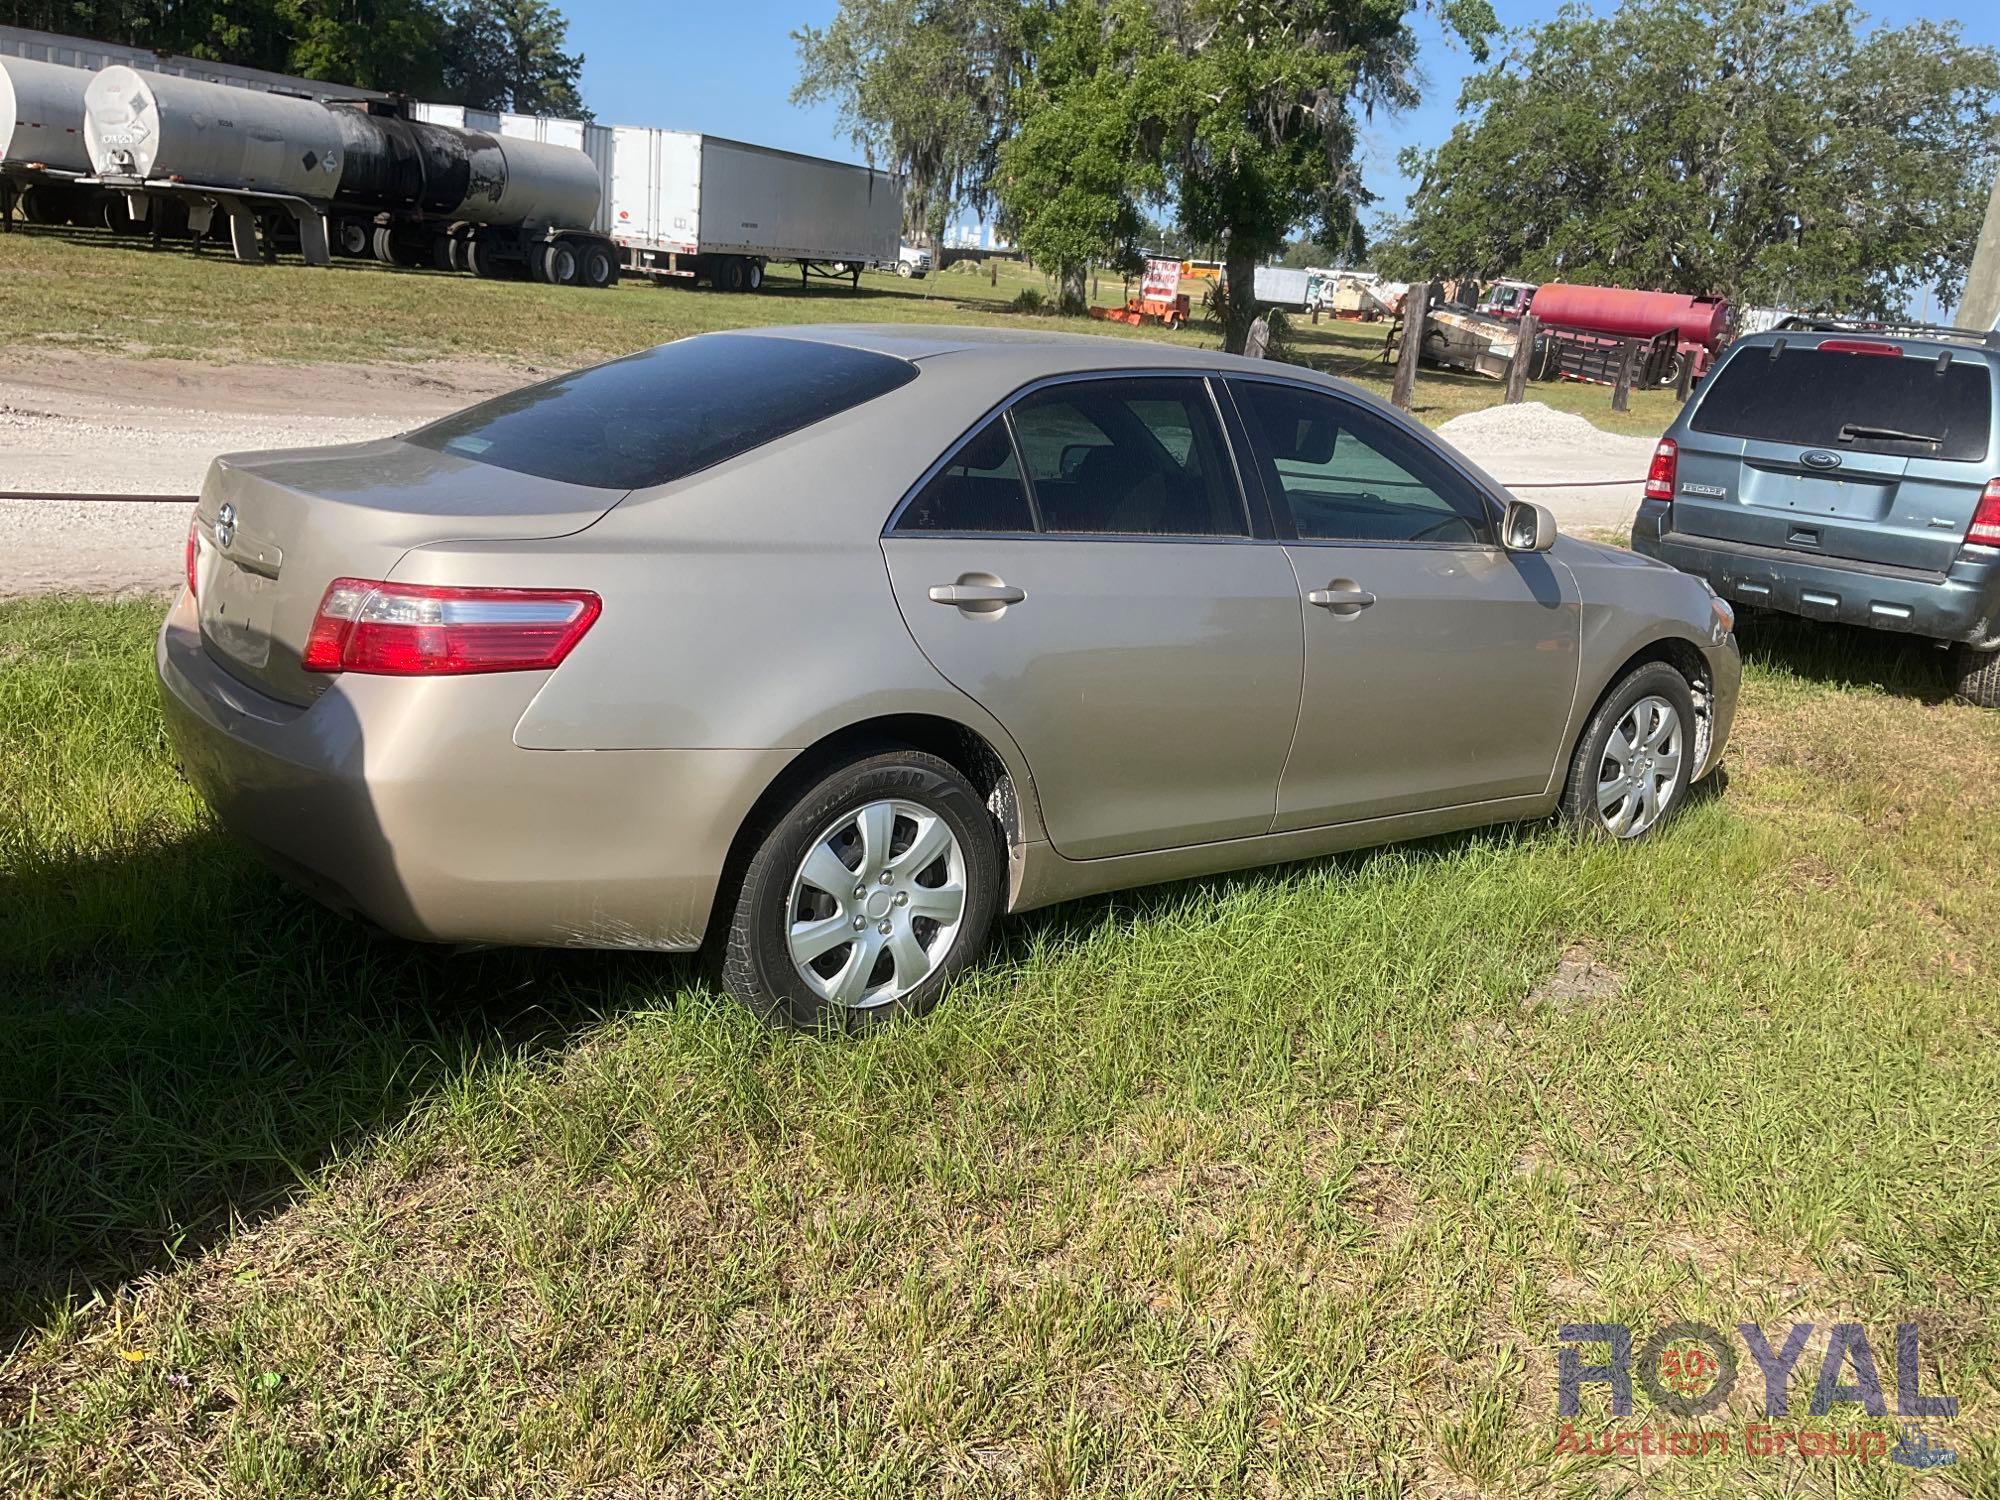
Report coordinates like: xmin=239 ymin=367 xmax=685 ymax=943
xmin=1222 ymin=247 xmax=1257 ymax=355
xmin=1057 ymin=262 xmax=1088 ymax=315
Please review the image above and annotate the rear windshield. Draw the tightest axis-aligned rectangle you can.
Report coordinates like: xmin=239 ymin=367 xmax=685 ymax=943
xmin=1691 ymin=345 xmax=1993 ymax=461
xmin=408 ymin=334 xmax=919 ymax=490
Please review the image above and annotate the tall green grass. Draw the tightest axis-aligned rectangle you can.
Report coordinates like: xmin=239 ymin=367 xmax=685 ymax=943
xmin=2 ymin=598 xmax=1995 ymax=1496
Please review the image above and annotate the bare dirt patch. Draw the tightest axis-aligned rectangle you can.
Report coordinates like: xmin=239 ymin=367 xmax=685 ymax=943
xmin=0 ymin=351 xmax=549 ymax=596
xmin=1524 ymin=944 xmax=1624 ymax=1012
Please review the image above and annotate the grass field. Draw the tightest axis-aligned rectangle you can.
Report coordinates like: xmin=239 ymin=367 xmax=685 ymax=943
xmin=1 ymin=596 xmax=1996 ymax=1496
xmin=0 ymin=231 xmax=1684 ymax=436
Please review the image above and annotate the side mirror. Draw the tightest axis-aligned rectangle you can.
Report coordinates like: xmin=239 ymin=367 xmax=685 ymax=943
xmin=1501 ymin=498 xmax=1557 ymax=553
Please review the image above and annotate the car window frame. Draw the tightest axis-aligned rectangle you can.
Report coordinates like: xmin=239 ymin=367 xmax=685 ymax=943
xmin=1221 ymin=373 xmax=1504 ymax=550
xmin=885 ymin=370 xmax=1269 ymax=544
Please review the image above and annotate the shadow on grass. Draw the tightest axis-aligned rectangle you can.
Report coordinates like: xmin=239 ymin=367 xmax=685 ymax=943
xmin=0 ymin=751 xmax=1737 ymax=1349
xmin=1735 ymin=611 xmax=1954 ymax=703
xmin=0 ymin=826 xmax=700 ymax=1348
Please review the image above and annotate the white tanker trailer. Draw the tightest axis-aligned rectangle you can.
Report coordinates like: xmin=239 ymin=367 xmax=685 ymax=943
xmin=1 ymin=55 xmax=95 ymax=227
xmin=82 ymin=64 xmax=617 ymax=285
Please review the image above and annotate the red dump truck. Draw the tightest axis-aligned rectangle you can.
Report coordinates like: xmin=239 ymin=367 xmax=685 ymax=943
xmin=1527 ymin=283 xmax=1733 ymax=388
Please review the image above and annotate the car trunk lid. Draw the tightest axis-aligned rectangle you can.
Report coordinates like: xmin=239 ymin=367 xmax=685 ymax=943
xmin=1669 ymin=342 xmax=1996 ymax=574
xmin=193 ymin=438 xmax=625 ymax=706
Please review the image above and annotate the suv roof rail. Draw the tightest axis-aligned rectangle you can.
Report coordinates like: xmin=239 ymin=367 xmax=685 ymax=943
xmin=1771 ymin=314 xmax=2000 ymax=350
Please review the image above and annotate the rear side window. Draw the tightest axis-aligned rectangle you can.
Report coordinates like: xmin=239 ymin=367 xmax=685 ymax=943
xmin=408 ymin=334 xmax=919 ymax=490
xmin=897 ymin=418 xmax=1035 ymax=533
xmin=1692 ymin=347 xmax=1993 ymax=461
xmin=1009 ymin=378 xmax=1246 ymax=536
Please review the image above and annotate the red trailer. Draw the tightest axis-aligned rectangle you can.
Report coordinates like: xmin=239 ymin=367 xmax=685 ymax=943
xmin=1530 ymin=284 xmax=1732 ymax=387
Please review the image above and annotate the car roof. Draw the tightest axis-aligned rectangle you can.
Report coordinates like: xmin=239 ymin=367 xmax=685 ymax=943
xmin=729 ymin=322 xmax=1286 ymax=376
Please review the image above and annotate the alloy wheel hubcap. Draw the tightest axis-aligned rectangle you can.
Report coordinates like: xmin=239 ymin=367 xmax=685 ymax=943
xmin=785 ymin=799 xmax=967 ymax=1009
xmin=1597 ymin=695 xmax=1684 ymax=838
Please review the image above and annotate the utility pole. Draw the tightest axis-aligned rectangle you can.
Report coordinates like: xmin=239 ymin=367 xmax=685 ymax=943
xmin=1963 ymin=167 xmax=2000 ymax=333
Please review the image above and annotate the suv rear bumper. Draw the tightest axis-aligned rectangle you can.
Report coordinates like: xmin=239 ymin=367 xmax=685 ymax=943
xmin=1632 ymin=501 xmax=2000 ymax=647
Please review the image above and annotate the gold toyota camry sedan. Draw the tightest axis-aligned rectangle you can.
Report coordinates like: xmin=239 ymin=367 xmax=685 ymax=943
xmin=159 ymin=326 xmax=1739 ymax=1028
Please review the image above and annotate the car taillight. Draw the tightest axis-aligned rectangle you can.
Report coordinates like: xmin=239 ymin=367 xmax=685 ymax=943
xmin=1644 ymin=438 xmax=1678 ymax=503
xmin=184 ymin=515 xmax=199 ymax=600
xmin=1967 ymin=480 xmax=2000 ymax=547
xmin=301 ymin=579 xmax=601 ymax=676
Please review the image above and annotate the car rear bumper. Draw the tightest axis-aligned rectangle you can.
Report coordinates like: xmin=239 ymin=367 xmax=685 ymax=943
xmin=1633 ymin=502 xmax=2000 ymax=646
xmin=156 ymin=591 xmax=792 ymax=950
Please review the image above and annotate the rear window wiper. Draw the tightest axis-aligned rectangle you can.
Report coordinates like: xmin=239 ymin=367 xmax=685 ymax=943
xmin=1837 ymin=422 xmax=1942 ymax=446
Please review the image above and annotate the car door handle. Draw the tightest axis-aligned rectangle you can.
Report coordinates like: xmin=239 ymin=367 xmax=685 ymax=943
xmin=928 ymin=583 xmax=1025 ymax=606
xmin=1307 ymin=586 xmax=1376 ymax=612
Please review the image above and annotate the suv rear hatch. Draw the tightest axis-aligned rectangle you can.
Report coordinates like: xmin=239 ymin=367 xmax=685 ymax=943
xmin=1670 ymin=339 xmax=1997 ymax=574
xmin=193 ymin=439 xmax=625 ymax=706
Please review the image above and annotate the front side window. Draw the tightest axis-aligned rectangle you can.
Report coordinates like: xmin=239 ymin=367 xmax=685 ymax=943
xmin=896 ymin=417 xmax=1034 ymax=533
xmin=1009 ymin=378 xmax=1246 ymax=536
xmin=1234 ymin=381 xmax=1490 ymax=544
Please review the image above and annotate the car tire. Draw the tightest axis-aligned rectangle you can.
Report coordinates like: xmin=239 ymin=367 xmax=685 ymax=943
xmin=1953 ymin=644 xmax=2000 ymax=708
xmin=719 ymin=750 xmax=1001 ymax=1031
xmin=896 ymin=260 xmax=914 ymax=278
xmin=1560 ymin=661 xmax=1700 ymax=840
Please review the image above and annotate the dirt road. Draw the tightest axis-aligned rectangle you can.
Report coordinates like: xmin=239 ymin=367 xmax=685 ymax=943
xmin=1 ymin=351 xmax=1649 ymax=596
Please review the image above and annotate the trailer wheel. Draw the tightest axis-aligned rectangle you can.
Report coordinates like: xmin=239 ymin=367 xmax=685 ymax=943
xmin=1655 ymin=351 xmax=1686 ymax=389
xmin=580 ymin=241 xmax=618 ymax=289
xmin=430 ymin=235 xmax=457 ymax=273
xmin=372 ymin=226 xmax=421 ymax=268
xmin=21 ymin=186 xmax=69 ymax=225
xmin=747 ymin=258 xmax=764 ymax=291
xmin=467 ymin=239 xmax=506 ymax=279
xmin=543 ymin=241 xmax=582 ymax=286
xmin=335 ymin=221 xmax=370 ymax=257
xmin=714 ymin=255 xmax=748 ymax=293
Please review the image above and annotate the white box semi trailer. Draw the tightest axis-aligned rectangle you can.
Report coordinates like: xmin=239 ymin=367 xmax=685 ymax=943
xmin=608 ymin=129 xmax=902 ymax=291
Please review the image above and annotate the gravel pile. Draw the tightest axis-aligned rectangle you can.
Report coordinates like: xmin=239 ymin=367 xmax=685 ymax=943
xmin=1436 ymin=400 xmax=1660 ymax=533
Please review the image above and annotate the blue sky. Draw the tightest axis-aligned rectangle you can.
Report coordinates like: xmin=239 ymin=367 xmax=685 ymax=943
xmin=561 ymin=0 xmax=2000 ymax=237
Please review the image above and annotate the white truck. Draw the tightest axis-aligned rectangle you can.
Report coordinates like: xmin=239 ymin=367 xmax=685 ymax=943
xmin=608 ymin=130 xmax=903 ymax=291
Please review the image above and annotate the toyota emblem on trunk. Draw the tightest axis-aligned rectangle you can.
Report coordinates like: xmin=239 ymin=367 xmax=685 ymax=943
xmin=1801 ymin=450 xmax=1842 ymax=470
xmin=215 ymin=503 xmax=237 ymax=549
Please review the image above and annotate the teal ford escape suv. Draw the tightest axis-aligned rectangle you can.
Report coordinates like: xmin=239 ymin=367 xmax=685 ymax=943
xmin=1632 ymin=318 xmax=2000 ymax=706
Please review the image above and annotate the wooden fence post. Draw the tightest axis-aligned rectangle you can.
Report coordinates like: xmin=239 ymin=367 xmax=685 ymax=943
xmin=1505 ymin=313 xmax=1539 ymax=404
xmin=1392 ymin=281 xmax=1429 ymax=410
xmin=1612 ymin=340 xmax=1636 ymax=413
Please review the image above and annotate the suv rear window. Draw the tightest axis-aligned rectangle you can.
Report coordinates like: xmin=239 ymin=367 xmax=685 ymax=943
xmin=408 ymin=334 xmax=919 ymax=490
xmin=1691 ymin=346 xmax=1992 ymax=461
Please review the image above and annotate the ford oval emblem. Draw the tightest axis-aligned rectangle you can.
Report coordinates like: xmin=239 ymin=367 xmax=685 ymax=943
xmin=215 ymin=502 xmax=237 ymax=550
xmin=1801 ymin=450 xmax=1842 ymax=470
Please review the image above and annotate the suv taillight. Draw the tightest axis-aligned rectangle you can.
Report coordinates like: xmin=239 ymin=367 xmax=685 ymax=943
xmin=301 ymin=579 xmax=601 ymax=676
xmin=184 ymin=515 xmax=199 ymax=600
xmin=1968 ymin=480 xmax=2000 ymax=547
xmin=1645 ymin=439 xmax=1678 ymax=503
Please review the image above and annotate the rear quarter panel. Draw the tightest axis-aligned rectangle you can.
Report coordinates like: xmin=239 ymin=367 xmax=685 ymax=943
xmin=452 ymin=371 xmax=1049 ymax=842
